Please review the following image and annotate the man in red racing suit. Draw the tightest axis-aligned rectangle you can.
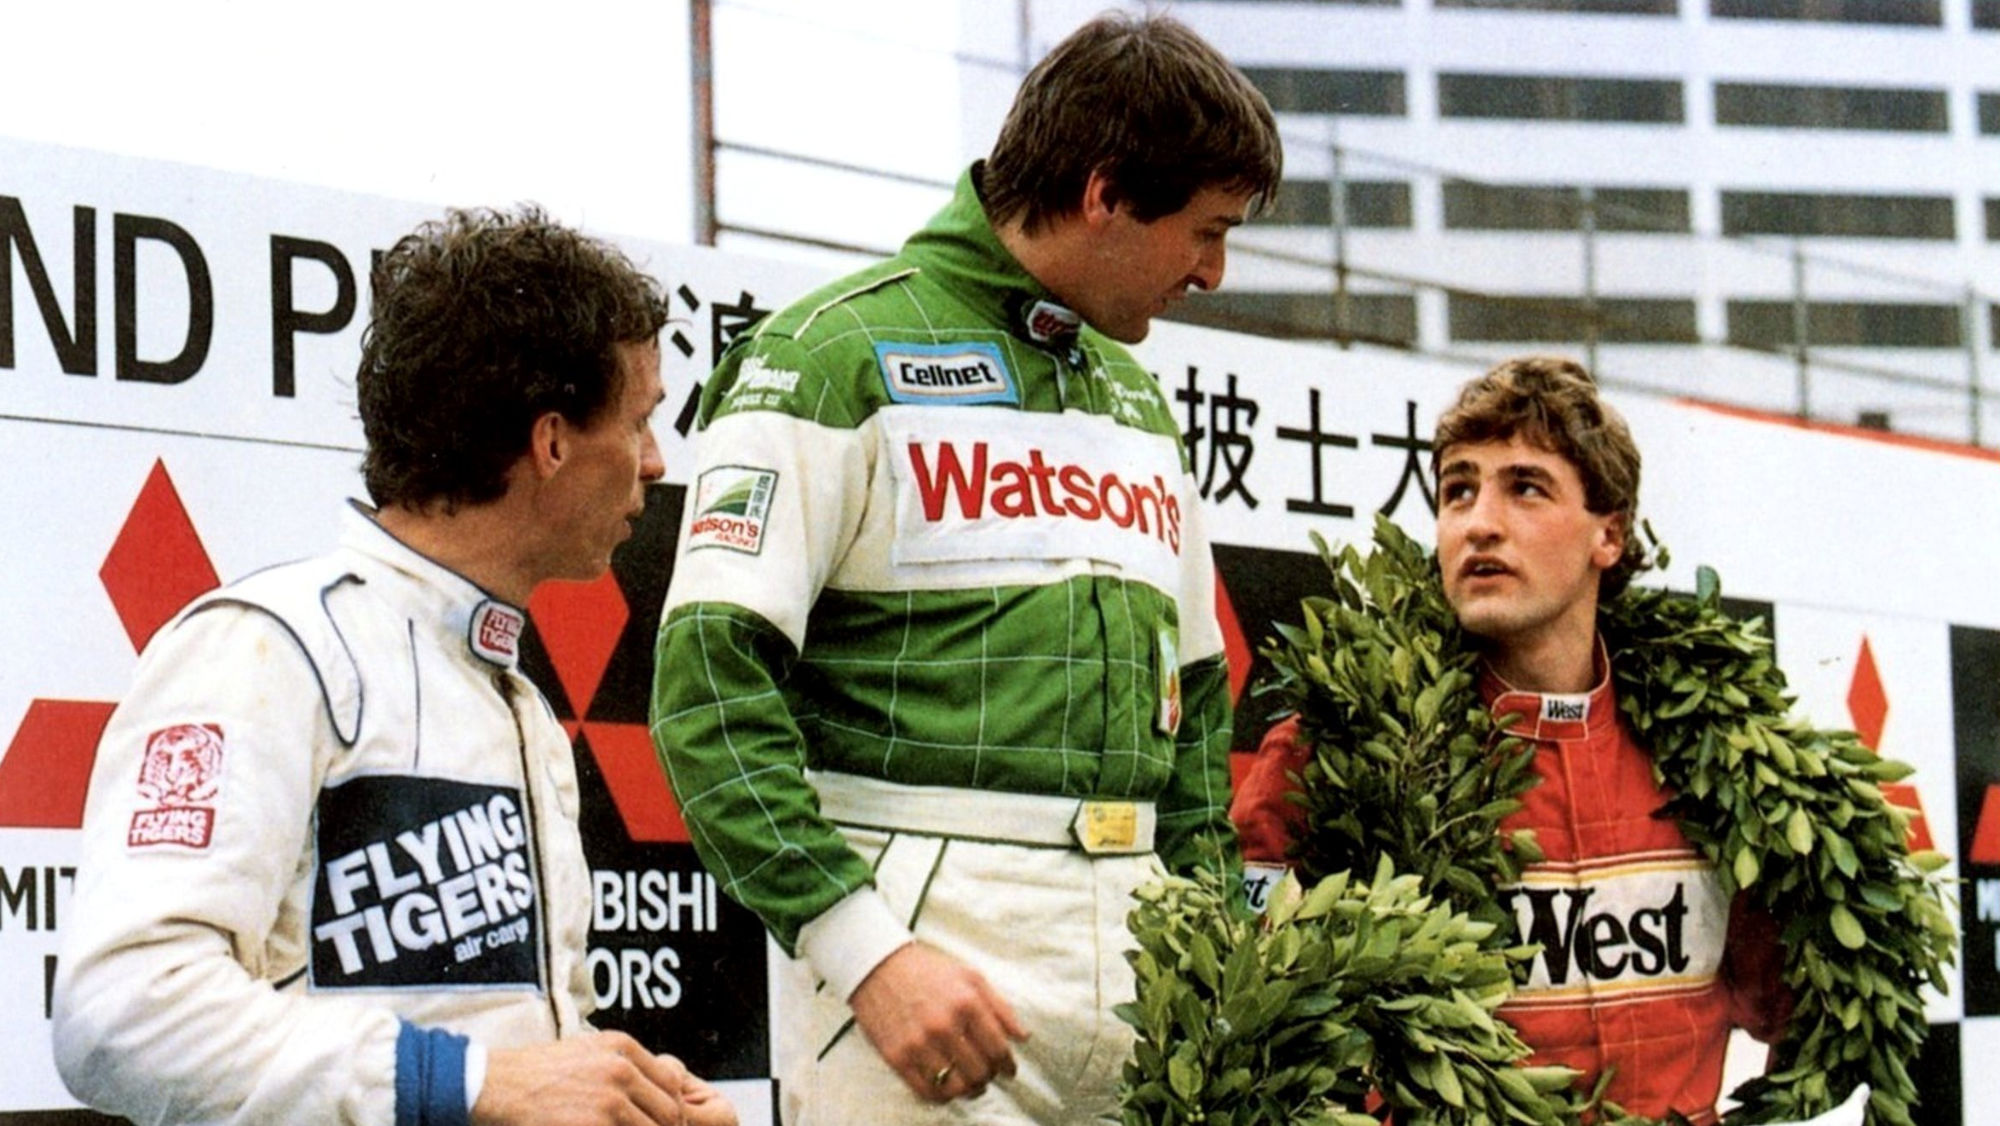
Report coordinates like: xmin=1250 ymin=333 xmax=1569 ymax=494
xmin=1231 ymin=357 xmax=1790 ymax=1124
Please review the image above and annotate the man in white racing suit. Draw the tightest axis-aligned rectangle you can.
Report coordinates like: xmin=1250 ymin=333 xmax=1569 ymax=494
xmin=53 ymin=207 xmax=735 ymax=1126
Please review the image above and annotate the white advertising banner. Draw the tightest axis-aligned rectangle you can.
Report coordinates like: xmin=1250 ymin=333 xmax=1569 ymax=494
xmin=3 ymin=136 xmax=1992 ymax=1124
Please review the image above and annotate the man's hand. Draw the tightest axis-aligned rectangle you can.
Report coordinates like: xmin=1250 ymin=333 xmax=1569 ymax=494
xmin=847 ymin=942 xmax=1028 ymax=1103
xmin=473 ymin=1031 xmax=739 ymax=1125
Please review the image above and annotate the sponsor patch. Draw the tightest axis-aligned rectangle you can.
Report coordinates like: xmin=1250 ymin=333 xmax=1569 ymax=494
xmin=1540 ymin=693 xmax=1590 ymax=724
xmin=1155 ymin=624 xmax=1182 ymax=736
xmin=1241 ymin=862 xmax=1289 ymax=916
xmin=1498 ymin=856 xmax=1727 ymax=996
xmin=721 ymin=354 xmax=804 ymax=412
xmin=1016 ymin=298 xmax=1080 ymax=346
xmin=128 ymin=723 xmax=225 ymax=849
xmin=468 ymin=600 xmax=524 ymax=667
xmin=880 ymin=407 xmax=1187 ymax=595
xmin=875 ymin=341 xmax=1017 ymax=405
xmin=311 ymin=775 xmax=542 ymax=990
xmin=687 ymin=465 xmax=779 ymax=555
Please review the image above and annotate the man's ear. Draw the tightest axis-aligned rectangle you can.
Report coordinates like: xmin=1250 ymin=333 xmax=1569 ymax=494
xmin=1081 ymin=167 xmax=1122 ymax=228
xmin=527 ymin=411 xmax=568 ymax=481
xmin=1593 ymin=513 xmax=1627 ymax=572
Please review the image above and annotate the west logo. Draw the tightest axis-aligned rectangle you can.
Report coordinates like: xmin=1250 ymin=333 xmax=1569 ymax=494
xmin=876 ymin=341 xmax=1017 ymax=404
xmin=904 ymin=440 xmax=1182 ymax=555
xmin=1497 ymin=864 xmax=1726 ymax=993
xmin=1541 ymin=695 xmax=1589 ymax=724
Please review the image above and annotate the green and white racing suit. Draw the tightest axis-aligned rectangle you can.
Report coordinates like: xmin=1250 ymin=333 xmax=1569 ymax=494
xmin=651 ymin=165 xmax=1235 ymax=1122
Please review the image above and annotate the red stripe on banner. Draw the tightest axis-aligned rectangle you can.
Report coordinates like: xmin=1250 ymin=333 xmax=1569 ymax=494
xmin=1215 ymin=573 xmax=1251 ymax=704
xmin=0 ymin=699 xmax=117 ymax=828
xmin=1970 ymin=783 xmax=2000 ymax=866
xmin=1879 ymin=782 xmax=1934 ymax=853
xmin=581 ymin=721 xmax=689 ymax=843
xmin=527 ymin=572 xmax=630 ymax=720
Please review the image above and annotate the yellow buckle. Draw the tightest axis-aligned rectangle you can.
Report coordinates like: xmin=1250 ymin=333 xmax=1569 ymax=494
xmin=1074 ymin=801 xmax=1139 ymax=854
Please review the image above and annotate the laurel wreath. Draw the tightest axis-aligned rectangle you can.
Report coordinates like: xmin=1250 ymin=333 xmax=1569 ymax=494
xmin=1118 ymin=516 xmax=1956 ymax=1126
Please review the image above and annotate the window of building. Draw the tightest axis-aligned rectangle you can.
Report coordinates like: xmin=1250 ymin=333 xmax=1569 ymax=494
xmin=1709 ymin=0 xmax=1940 ymax=25
xmin=1438 ymin=73 xmax=1683 ymax=123
xmin=1986 ymin=198 xmax=2000 ymax=240
xmin=1981 ymin=92 xmax=2000 ymax=134
xmin=1242 ymin=68 xmax=1406 ymax=115
xmin=1436 ymin=0 xmax=1675 ymax=12
xmin=1726 ymin=301 xmax=1962 ymax=348
xmin=1448 ymin=295 xmax=1698 ymax=342
xmin=1714 ymin=82 xmax=1948 ymax=132
xmin=1442 ymin=182 xmax=1690 ymax=232
xmin=1253 ymin=180 xmax=1413 ymax=227
xmin=1980 ymin=0 xmax=2000 ymax=29
xmin=1168 ymin=291 xmax=1420 ymax=346
xmin=1721 ymin=191 xmax=1955 ymax=239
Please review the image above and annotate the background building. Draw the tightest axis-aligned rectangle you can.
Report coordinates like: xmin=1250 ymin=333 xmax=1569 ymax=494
xmin=700 ymin=0 xmax=2000 ymax=444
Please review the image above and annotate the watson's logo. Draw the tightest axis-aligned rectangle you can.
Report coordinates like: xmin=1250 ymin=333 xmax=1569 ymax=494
xmin=904 ymin=441 xmax=1183 ymax=555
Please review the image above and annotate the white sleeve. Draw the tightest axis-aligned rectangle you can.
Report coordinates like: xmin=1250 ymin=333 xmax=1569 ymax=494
xmin=52 ymin=605 xmax=401 ymax=1126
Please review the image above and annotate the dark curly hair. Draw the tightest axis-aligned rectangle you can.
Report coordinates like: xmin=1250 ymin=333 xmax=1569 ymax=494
xmin=357 ymin=205 xmax=669 ymax=511
xmin=981 ymin=12 xmax=1282 ymax=234
xmin=1431 ymin=355 xmax=1648 ymax=597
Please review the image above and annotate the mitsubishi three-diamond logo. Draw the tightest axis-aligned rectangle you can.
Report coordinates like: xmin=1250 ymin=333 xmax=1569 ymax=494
xmin=0 ymin=460 xmax=688 ymax=842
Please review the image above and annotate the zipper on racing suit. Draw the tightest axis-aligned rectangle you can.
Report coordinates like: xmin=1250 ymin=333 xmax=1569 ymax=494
xmin=496 ymin=671 xmax=566 ymax=1038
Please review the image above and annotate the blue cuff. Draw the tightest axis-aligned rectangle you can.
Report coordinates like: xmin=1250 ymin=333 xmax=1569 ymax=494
xmin=394 ymin=1021 xmax=472 ymax=1126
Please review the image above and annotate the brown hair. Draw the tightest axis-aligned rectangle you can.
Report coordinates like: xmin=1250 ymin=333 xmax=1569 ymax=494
xmin=358 ymin=205 xmax=668 ymax=511
xmin=1432 ymin=355 xmax=1647 ymax=595
xmin=980 ymin=12 xmax=1282 ymax=234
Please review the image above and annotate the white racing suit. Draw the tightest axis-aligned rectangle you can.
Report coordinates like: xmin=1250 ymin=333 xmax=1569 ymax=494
xmin=53 ymin=503 xmax=593 ymax=1125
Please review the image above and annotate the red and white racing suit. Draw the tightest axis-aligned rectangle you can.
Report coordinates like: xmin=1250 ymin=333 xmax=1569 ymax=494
xmin=1230 ymin=655 xmax=1790 ymax=1123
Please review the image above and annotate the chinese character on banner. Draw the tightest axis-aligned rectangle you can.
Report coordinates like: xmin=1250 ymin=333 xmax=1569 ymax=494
xmin=1177 ymin=366 xmax=1260 ymax=508
xmin=665 ymin=285 xmax=770 ymax=437
xmin=1276 ymin=387 xmax=1359 ymax=519
xmin=1373 ymin=399 xmax=1435 ymax=518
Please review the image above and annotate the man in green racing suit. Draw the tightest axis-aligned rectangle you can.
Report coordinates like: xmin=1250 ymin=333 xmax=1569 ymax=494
xmin=650 ymin=13 xmax=1281 ymax=1125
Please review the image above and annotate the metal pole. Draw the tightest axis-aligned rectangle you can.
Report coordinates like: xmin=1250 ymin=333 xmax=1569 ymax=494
xmin=1967 ymin=285 xmax=1986 ymax=446
xmin=1018 ymin=0 xmax=1033 ymax=72
xmin=1329 ymin=137 xmax=1351 ymax=348
xmin=1791 ymin=240 xmax=1811 ymax=420
xmin=690 ymin=0 xmax=719 ymax=247
xmin=1580 ymin=186 xmax=1599 ymax=374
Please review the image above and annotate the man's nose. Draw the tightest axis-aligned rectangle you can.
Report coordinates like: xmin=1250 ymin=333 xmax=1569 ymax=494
xmin=640 ymin=426 xmax=666 ymax=482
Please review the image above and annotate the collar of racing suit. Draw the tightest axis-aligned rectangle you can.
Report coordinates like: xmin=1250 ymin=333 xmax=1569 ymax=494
xmin=1478 ymin=634 xmax=1618 ymax=743
xmin=337 ymin=499 xmax=529 ymax=671
xmin=902 ymin=162 xmax=1084 ymax=356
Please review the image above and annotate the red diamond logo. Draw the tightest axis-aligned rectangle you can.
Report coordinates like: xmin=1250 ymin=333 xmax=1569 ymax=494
xmin=528 ymin=572 xmax=630 ymax=719
xmin=1846 ymin=636 xmax=1887 ymax=750
xmin=0 ymin=699 xmax=117 ymax=828
xmin=99 ymin=460 xmax=219 ymax=653
xmin=577 ymin=722 xmax=688 ymax=843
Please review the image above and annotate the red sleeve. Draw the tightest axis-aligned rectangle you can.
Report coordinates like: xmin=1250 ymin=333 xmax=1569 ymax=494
xmin=1723 ymin=893 xmax=1795 ymax=1043
xmin=1228 ymin=716 xmax=1314 ymax=865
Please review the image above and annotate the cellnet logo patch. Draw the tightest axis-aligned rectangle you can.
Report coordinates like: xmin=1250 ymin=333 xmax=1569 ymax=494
xmin=310 ymin=775 xmax=541 ymax=990
xmin=875 ymin=340 xmax=1017 ymax=405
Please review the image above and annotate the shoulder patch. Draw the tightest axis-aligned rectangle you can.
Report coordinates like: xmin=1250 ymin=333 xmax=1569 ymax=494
xmin=687 ymin=465 xmax=779 ymax=554
xmin=128 ymin=723 xmax=226 ymax=849
xmin=874 ymin=341 xmax=1017 ymax=405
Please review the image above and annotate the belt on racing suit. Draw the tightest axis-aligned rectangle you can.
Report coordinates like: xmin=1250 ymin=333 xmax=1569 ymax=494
xmin=808 ymin=770 xmax=1156 ymax=855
